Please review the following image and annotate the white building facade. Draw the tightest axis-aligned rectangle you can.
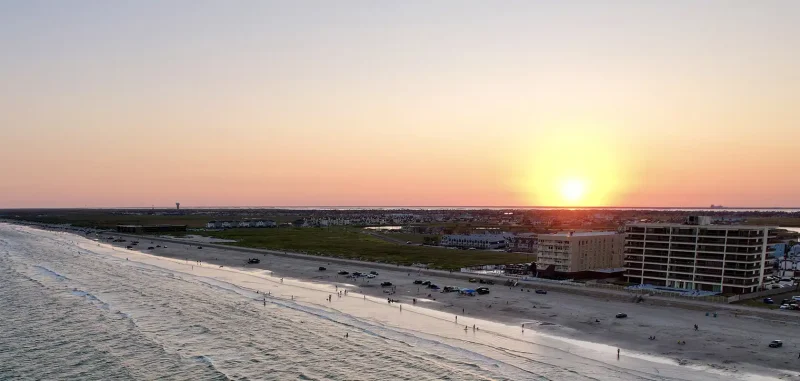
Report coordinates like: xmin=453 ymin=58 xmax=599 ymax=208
xmin=440 ymin=234 xmax=511 ymax=250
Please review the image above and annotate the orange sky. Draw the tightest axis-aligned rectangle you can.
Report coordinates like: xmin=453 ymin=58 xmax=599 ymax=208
xmin=1 ymin=2 xmax=798 ymax=208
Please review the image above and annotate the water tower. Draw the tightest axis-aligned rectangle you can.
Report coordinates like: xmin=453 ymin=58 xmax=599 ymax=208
xmin=176 ymin=202 xmax=180 ymax=210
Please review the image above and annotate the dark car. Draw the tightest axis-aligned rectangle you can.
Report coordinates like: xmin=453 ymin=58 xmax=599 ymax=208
xmin=197 ymin=246 xmax=203 ymax=249
xmin=443 ymin=286 xmax=459 ymax=292
xmin=476 ymin=287 xmax=490 ymax=295
xmin=428 ymin=284 xmax=440 ymax=290
xmin=370 ymin=271 xmax=379 ymax=275
xmin=247 ymin=258 xmax=260 ymax=264
xmin=319 ymin=267 xmax=327 ymax=271
xmin=615 ymin=313 xmax=628 ymax=318
xmin=413 ymin=280 xmax=423 ymax=284
xmin=381 ymin=282 xmax=393 ymax=287
xmin=535 ymin=289 xmax=547 ymax=295
xmin=147 ymin=246 xmax=155 ymax=250
xmin=763 ymin=298 xmax=775 ymax=304
xmin=156 ymin=245 xmax=161 ymax=248
xmin=422 ymin=280 xmax=432 ymax=286
xmin=769 ymin=340 xmax=783 ymax=348
xmin=338 ymin=271 xmax=349 ymax=275
xmin=126 ymin=246 xmax=133 ymax=249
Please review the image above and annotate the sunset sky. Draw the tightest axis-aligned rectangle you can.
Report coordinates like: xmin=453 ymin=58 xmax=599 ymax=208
xmin=1 ymin=1 xmax=798 ymax=208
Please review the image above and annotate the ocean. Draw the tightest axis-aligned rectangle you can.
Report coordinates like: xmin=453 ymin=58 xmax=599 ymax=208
xmin=0 ymin=224 xmax=778 ymax=380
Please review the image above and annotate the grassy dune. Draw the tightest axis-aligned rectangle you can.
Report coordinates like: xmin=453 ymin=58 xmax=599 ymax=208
xmin=204 ymin=227 xmax=530 ymax=270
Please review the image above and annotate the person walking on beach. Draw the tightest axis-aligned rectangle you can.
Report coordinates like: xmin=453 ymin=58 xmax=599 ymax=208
xmin=455 ymin=316 xmax=457 ymax=323
xmin=694 ymin=324 xmax=698 ymax=331
xmin=617 ymin=348 xmax=620 ymax=359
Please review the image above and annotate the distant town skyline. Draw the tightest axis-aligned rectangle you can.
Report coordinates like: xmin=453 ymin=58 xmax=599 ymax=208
xmin=1 ymin=1 xmax=798 ymax=208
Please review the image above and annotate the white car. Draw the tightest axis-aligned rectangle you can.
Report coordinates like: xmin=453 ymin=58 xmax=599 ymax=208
xmin=367 ymin=274 xmax=376 ymax=279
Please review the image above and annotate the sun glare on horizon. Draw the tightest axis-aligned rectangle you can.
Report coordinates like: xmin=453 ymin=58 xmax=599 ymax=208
xmin=561 ymin=178 xmax=587 ymax=204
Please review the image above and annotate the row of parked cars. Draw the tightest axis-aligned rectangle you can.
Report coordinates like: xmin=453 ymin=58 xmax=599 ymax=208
xmin=331 ymin=269 xmax=380 ymax=279
xmin=763 ymin=296 xmax=800 ymax=310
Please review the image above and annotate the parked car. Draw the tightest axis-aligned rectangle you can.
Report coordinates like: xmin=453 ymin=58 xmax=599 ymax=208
xmin=381 ymin=282 xmax=393 ymax=287
xmin=478 ymin=279 xmax=495 ymax=285
xmin=370 ymin=271 xmax=379 ymax=275
xmin=338 ymin=271 xmax=349 ymax=275
xmin=156 ymin=245 xmax=161 ymax=248
xmin=367 ymin=274 xmax=376 ymax=279
xmin=469 ymin=278 xmax=478 ymax=283
xmin=769 ymin=340 xmax=783 ymax=348
xmin=197 ymin=246 xmax=202 ymax=249
xmin=443 ymin=286 xmax=459 ymax=292
xmin=147 ymin=246 xmax=155 ymax=250
xmin=476 ymin=287 xmax=490 ymax=295
xmin=535 ymin=289 xmax=547 ymax=295
xmin=428 ymin=284 xmax=440 ymax=290
xmin=422 ymin=280 xmax=432 ymax=286
xmin=318 ymin=267 xmax=327 ymax=271
xmin=763 ymin=298 xmax=775 ymax=304
xmin=413 ymin=280 xmax=423 ymax=284
xmin=615 ymin=313 xmax=628 ymax=318
xmin=126 ymin=246 xmax=133 ymax=249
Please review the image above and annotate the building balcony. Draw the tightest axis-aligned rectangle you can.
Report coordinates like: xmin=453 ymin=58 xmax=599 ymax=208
xmin=695 ymin=275 xmax=722 ymax=283
xmin=668 ymin=267 xmax=694 ymax=274
xmin=695 ymin=269 xmax=723 ymax=276
xmin=643 ymin=271 xmax=667 ymax=278
xmin=694 ymin=261 xmax=723 ymax=269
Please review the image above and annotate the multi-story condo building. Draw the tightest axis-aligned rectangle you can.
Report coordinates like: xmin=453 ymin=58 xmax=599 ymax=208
xmin=624 ymin=217 xmax=777 ymax=294
xmin=536 ymin=231 xmax=625 ymax=272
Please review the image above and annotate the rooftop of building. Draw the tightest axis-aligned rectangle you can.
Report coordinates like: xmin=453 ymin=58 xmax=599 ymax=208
xmin=626 ymin=222 xmax=777 ymax=229
xmin=538 ymin=231 xmax=620 ymax=238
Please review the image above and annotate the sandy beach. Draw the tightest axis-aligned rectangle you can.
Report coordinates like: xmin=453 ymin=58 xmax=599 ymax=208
xmin=65 ymin=228 xmax=800 ymax=379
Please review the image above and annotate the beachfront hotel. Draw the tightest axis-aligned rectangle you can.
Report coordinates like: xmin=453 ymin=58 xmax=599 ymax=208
xmin=536 ymin=231 xmax=625 ymax=272
xmin=624 ymin=217 xmax=778 ymax=294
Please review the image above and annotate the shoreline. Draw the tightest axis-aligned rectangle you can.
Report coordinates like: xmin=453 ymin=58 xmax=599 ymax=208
xmin=10 ymin=223 xmax=800 ymax=378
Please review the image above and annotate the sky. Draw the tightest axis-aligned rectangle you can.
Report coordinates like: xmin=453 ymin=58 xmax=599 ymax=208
xmin=1 ymin=1 xmax=798 ymax=208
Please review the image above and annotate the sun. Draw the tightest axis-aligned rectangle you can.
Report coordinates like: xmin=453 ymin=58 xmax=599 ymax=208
xmin=561 ymin=178 xmax=587 ymax=203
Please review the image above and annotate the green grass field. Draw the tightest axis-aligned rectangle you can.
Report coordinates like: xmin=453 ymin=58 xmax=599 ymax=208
xmin=0 ymin=210 xmax=298 ymax=228
xmin=378 ymin=232 xmax=438 ymax=244
xmin=203 ymin=227 xmax=530 ymax=270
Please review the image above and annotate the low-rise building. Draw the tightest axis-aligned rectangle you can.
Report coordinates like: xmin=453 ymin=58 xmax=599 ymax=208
xmin=440 ymin=234 xmax=510 ymax=250
xmin=511 ymin=233 xmax=538 ymax=253
xmin=537 ymin=231 xmax=624 ymax=272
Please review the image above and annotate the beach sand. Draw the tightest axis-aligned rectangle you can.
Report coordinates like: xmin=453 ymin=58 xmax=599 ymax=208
xmin=73 ymin=229 xmax=800 ymax=378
